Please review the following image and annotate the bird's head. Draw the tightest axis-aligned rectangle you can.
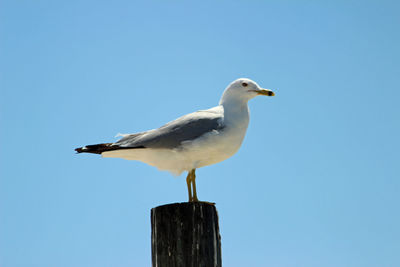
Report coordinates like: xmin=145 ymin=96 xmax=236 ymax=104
xmin=219 ymin=78 xmax=274 ymax=105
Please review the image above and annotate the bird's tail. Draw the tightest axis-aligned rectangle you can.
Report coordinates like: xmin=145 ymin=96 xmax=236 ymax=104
xmin=75 ymin=143 xmax=119 ymax=154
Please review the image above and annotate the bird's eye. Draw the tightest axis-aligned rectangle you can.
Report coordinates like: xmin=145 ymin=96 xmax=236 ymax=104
xmin=242 ymin=82 xmax=248 ymax=87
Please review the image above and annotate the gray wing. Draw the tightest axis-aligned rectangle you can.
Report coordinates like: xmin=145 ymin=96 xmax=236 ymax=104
xmin=115 ymin=108 xmax=224 ymax=149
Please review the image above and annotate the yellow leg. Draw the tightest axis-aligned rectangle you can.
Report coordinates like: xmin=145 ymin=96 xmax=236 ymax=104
xmin=186 ymin=171 xmax=193 ymax=202
xmin=191 ymin=169 xmax=199 ymax=202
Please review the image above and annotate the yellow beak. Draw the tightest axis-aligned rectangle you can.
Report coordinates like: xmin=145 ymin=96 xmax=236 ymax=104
xmin=250 ymin=89 xmax=275 ymax=96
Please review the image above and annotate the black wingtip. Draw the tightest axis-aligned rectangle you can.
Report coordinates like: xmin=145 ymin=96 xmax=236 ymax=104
xmin=75 ymin=143 xmax=146 ymax=155
xmin=75 ymin=147 xmax=84 ymax=153
xmin=74 ymin=143 xmax=117 ymax=154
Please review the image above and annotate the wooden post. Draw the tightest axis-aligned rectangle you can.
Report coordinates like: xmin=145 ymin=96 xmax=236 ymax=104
xmin=151 ymin=202 xmax=222 ymax=267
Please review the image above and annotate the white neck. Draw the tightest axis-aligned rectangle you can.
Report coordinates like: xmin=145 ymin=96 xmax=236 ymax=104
xmin=220 ymin=97 xmax=250 ymax=129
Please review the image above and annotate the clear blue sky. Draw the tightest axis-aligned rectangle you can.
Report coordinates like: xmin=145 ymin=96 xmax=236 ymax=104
xmin=1 ymin=1 xmax=399 ymax=266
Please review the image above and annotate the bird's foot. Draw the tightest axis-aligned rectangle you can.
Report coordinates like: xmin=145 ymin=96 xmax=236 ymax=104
xmin=188 ymin=199 xmax=215 ymax=205
xmin=200 ymin=201 xmax=216 ymax=205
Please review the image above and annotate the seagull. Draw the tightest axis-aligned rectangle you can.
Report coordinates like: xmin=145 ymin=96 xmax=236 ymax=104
xmin=75 ymin=78 xmax=274 ymax=202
